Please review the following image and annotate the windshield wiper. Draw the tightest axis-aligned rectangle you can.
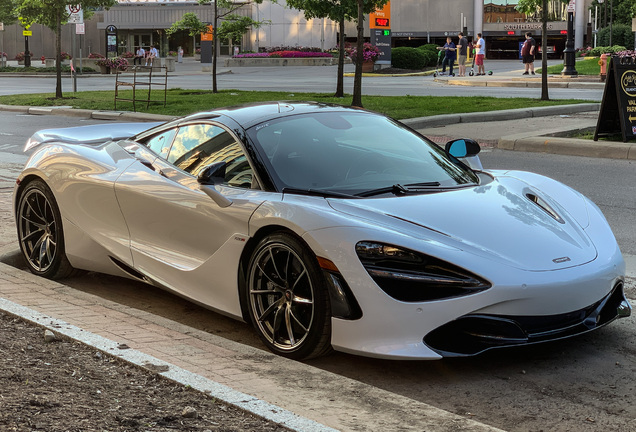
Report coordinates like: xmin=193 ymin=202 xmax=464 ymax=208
xmin=356 ymin=182 xmax=441 ymax=198
xmin=282 ymin=187 xmax=357 ymax=199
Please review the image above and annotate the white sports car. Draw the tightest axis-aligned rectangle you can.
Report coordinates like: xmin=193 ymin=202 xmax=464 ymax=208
xmin=14 ymin=102 xmax=631 ymax=360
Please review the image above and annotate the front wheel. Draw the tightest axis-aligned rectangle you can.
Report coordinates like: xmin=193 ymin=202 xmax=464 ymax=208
xmin=16 ymin=179 xmax=76 ymax=279
xmin=246 ymin=233 xmax=332 ymax=360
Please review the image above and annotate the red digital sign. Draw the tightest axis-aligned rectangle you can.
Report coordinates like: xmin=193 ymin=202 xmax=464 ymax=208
xmin=507 ymin=31 xmax=515 ymax=35
xmin=375 ymin=18 xmax=389 ymax=27
xmin=560 ymin=30 xmax=568 ymax=34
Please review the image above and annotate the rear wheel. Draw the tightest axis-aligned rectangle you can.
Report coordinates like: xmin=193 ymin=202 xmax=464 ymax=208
xmin=16 ymin=179 xmax=76 ymax=279
xmin=246 ymin=233 xmax=332 ymax=360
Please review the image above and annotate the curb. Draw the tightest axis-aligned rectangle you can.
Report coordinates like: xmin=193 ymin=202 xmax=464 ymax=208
xmin=0 ymin=104 xmax=176 ymax=122
xmin=0 ymin=297 xmax=338 ymax=432
xmin=435 ymin=77 xmax=604 ymax=89
xmin=499 ymin=134 xmax=636 ymax=160
xmin=401 ymin=103 xmax=600 ymax=129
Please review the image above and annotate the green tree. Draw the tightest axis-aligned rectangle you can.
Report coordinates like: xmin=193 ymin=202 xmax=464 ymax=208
xmin=591 ymin=0 xmax=635 ymax=27
xmin=516 ymin=0 xmax=568 ymax=100
xmin=285 ymin=0 xmax=388 ymax=105
xmin=16 ymin=0 xmax=117 ymax=98
xmin=0 ymin=0 xmax=18 ymax=25
xmin=166 ymin=12 xmax=209 ymax=37
xmin=197 ymin=0 xmax=265 ymax=93
xmin=217 ymin=14 xmax=267 ymax=50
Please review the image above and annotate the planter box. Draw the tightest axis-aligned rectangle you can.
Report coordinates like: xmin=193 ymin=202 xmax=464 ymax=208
xmin=224 ymin=57 xmax=338 ymax=67
xmin=160 ymin=57 xmax=175 ymax=72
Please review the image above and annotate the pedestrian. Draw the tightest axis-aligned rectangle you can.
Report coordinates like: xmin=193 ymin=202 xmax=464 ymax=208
xmin=475 ymin=33 xmax=486 ymax=76
xmin=521 ymin=32 xmax=536 ymax=75
xmin=146 ymin=45 xmax=159 ymax=67
xmin=134 ymin=46 xmax=145 ymax=65
xmin=456 ymin=31 xmax=468 ymax=77
xmin=438 ymin=36 xmax=456 ymax=77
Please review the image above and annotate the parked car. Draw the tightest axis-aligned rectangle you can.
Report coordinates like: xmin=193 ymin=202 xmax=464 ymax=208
xmin=14 ymin=102 xmax=631 ymax=360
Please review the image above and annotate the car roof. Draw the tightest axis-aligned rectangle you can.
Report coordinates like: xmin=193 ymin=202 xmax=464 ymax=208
xmin=180 ymin=101 xmax=375 ymax=129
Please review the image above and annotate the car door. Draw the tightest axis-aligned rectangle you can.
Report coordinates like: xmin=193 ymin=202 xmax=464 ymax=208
xmin=114 ymin=121 xmax=267 ymax=318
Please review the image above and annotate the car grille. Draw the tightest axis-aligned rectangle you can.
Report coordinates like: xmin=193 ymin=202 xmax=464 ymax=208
xmin=423 ymin=282 xmax=631 ymax=357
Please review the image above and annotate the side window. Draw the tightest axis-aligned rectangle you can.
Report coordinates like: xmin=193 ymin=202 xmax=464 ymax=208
xmin=144 ymin=129 xmax=177 ymax=159
xmin=167 ymin=123 xmax=254 ymax=189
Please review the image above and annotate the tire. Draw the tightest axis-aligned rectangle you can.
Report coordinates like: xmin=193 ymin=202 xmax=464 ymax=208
xmin=246 ymin=232 xmax=332 ymax=360
xmin=16 ymin=179 xmax=77 ymax=279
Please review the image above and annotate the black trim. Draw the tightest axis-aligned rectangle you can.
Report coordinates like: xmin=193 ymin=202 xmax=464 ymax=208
xmin=424 ymin=282 xmax=631 ymax=357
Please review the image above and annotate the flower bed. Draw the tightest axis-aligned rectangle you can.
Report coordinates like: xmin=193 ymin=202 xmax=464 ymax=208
xmin=233 ymin=51 xmax=333 ymax=59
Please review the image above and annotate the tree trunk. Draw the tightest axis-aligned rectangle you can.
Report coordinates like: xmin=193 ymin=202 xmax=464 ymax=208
xmin=334 ymin=17 xmax=345 ymax=98
xmin=351 ymin=0 xmax=364 ymax=108
xmin=55 ymin=8 xmax=62 ymax=98
xmin=541 ymin=0 xmax=549 ymax=100
xmin=212 ymin=0 xmax=218 ymax=93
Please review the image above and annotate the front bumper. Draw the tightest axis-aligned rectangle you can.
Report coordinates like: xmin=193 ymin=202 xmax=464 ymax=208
xmin=424 ymin=281 xmax=631 ymax=357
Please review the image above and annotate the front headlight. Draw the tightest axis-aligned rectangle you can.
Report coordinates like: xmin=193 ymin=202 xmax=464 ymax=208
xmin=356 ymin=241 xmax=491 ymax=302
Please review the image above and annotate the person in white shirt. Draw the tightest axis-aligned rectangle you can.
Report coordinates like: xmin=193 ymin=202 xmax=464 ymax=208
xmin=146 ymin=46 xmax=159 ymax=67
xmin=475 ymin=33 xmax=486 ymax=76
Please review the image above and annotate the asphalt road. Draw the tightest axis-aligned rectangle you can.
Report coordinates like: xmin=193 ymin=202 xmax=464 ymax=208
xmin=2 ymin=112 xmax=635 ymax=432
xmin=0 ymin=59 xmax=603 ymax=100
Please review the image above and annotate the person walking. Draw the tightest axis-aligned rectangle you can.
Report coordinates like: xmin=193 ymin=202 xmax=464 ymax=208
xmin=438 ymin=36 xmax=456 ymax=76
xmin=521 ymin=32 xmax=536 ymax=75
xmin=475 ymin=33 xmax=486 ymax=76
xmin=456 ymin=31 xmax=468 ymax=77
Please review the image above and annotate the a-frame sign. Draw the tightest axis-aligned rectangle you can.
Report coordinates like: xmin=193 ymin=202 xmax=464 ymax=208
xmin=594 ymin=56 xmax=636 ymax=143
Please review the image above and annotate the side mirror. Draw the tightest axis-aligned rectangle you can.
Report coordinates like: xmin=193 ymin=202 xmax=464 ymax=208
xmin=197 ymin=161 xmax=227 ymax=185
xmin=445 ymin=139 xmax=481 ymax=158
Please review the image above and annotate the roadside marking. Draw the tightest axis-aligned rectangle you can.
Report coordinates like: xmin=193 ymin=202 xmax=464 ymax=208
xmin=0 ymin=133 xmax=13 ymax=136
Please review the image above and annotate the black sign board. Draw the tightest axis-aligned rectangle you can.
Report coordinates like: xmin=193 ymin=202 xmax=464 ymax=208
xmin=594 ymin=55 xmax=636 ymax=142
xmin=370 ymin=29 xmax=391 ymax=65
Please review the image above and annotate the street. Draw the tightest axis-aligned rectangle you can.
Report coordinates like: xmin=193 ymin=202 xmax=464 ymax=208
xmin=0 ymin=59 xmax=603 ymax=100
xmin=0 ymin=110 xmax=635 ymax=431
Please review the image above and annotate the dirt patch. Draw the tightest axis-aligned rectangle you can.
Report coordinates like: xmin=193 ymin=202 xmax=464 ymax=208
xmin=0 ymin=311 xmax=290 ymax=432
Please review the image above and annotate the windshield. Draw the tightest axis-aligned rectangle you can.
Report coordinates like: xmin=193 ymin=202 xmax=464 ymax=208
xmin=248 ymin=111 xmax=479 ymax=196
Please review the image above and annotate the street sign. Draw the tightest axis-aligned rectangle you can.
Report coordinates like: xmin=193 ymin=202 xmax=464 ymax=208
xmin=76 ymin=23 xmax=85 ymax=35
xmin=23 ymin=30 xmax=32 ymax=36
xmin=0 ymin=22 xmax=4 ymax=31
xmin=66 ymin=5 xmax=83 ymax=24
xmin=567 ymin=0 xmax=575 ymax=13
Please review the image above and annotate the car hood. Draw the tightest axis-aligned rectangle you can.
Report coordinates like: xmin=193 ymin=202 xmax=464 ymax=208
xmin=328 ymin=175 xmax=596 ymax=271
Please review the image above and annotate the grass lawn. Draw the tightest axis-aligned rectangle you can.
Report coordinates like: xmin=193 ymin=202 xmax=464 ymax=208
xmin=537 ymin=57 xmax=601 ymax=75
xmin=0 ymin=89 xmax=587 ymax=120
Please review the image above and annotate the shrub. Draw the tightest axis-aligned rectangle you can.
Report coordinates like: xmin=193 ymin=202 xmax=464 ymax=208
xmin=14 ymin=51 xmax=33 ymax=61
xmin=88 ymin=52 xmax=105 ymax=59
xmin=589 ymin=45 xmax=627 ymax=57
xmin=60 ymin=52 xmax=72 ymax=60
xmin=121 ymin=51 xmax=134 ymax=58
xmin=391 ymin=47 xmax=430 ymax=69
xmin=347 ymin=43 xmax=381 ymax=63
xmin=598 ymin=24 xmax=634 ymax=50
xmin=417 ymin=44 xmax=439 ymax=54
xmin=96 ymin=57 xmax=129 ymax=71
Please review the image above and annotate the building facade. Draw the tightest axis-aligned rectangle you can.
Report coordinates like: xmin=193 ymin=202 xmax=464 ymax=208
xmin=0 ymin=0 xmax=594 ymax=62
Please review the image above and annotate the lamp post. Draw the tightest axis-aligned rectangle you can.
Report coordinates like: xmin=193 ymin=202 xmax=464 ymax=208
xmin=562 ymin=2 xmax=577 ymax=76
